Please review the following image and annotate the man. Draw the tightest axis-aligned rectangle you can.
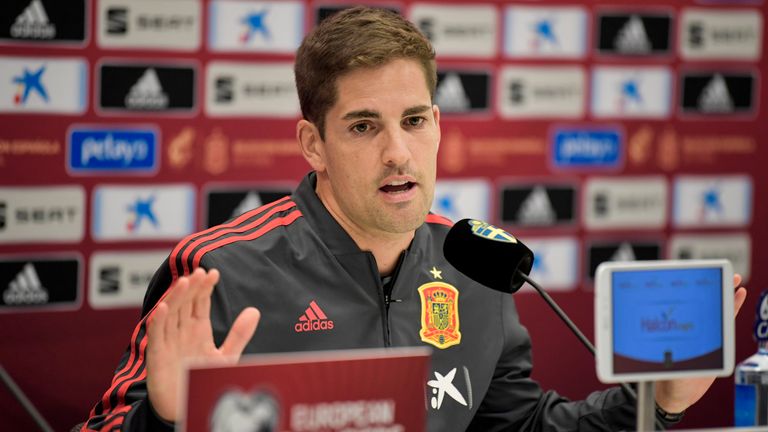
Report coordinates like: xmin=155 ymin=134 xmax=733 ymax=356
xmin=82 ymin=7 xmax=747 ymax=431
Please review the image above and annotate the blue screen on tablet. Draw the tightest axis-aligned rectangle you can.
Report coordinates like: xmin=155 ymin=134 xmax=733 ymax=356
xmin=612 ymin=267 xmax=723 ymax=373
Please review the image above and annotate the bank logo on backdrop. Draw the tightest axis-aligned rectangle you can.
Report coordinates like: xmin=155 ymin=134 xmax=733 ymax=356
xmin=680 ymin=8 xmax=762 ymax=60
xmin=434 ymin=70 xmax=490 ymax=114
xmin=504 ymin=6 xmax=587 ymax=58
xmin=97 ymin=0 xmax=201 ymax=50
xmin=587 ymin=241 xmax=662 ymax=279
xmin=208 ymin=1 xmax=303 ymax=53
xmin=584 ymin=176 xmax=666 ymax=229
xmin=0 ymin=0 xmax=86 ymax=43
xmin=410 ymin=4 xmax=497 ymax=58
xmin=522 ymin=237 xmax=578 ymax=292
xmin=206 ymin=62 xmax=299 ymax=117
xmin=205 ymin=187 xmax=292 ymax=228
xmin=98 ymin=63 xmax=196 ymax=113
xmin=680 ymin=71 xmax=755 ymax=115
xmin=591 ymin=66 xmax=671 ymax=118
xmin=0 ymin=256 xmax=80 ymax=311
xmin=499 ymin=66 xmax=585 ymax=118
xmin=0 ymin=56 xmax=86 ymax=114
xmin=67 ymin=126 xmax=159 ymax=174
xmin=93 ymin=184 xmax=195 ymax=241
xmin=596 ymin=12 xmax=671 ymax=55
xmin=551 ymin=127 xmax=623 ymax=170
xmin=499 ymin=183 xmax=576 ymax=227
xmin=89 ymin=250 xmax=166 ymax=309
xmin=431 ymin=179 xmax=491 ymax=222
xmin=670 ymin=233 xmax=751 ymax=281
xmin=673 ymin=175 xmax=752 ymax=228
xmin=0 ymin=186 xmax=84 ymax=243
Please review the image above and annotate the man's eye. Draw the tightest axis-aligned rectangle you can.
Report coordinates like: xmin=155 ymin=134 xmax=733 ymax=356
xmin=405 ymin=117 xmax=425 ymax=127
xmin=352 ymin=123 xmax=369 ymax=133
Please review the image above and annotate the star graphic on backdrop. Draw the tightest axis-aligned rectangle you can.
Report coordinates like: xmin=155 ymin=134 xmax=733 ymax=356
xmin=13 ymin=65 xmax=48 ymax=105
xmin=241 ymin=10 xmax=270 ymax=43
xmin=430 ymin=266 xmax=443 ymax=280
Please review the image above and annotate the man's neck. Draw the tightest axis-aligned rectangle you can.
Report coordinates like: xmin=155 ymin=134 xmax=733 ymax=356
xmin=314 ymin=181 xmax=414 ymax=275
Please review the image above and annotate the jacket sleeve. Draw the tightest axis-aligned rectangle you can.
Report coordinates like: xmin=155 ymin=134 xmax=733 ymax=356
xmin=467 ymin=292 xmax=679 ymax=432
xmin=81 ymin=258 xmax=177 ymax=432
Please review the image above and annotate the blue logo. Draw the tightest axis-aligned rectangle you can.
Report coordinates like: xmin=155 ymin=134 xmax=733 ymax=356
xmin=532 ymin=19 xmax=558 ymax=49
xmin=754 ymin=291 xmax=768 ymax=342
xmin=13 ymin=65 xmax=48 ymax=105
xmin=127 ymin=195 xmax=158 ymax=232
xmin=701 ymin=185 xmax=724 ymax=220
xmin=241 ymin=10 xmax=270 ymax=43
xmin=552 ymin=128 xmax=622 ymax=169
xmin=68 ymin=128 xmax=158 ymax=173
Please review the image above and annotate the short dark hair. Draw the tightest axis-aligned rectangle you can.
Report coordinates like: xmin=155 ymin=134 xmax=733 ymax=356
xmin=294 ymin=7 xmax=436 ymax=139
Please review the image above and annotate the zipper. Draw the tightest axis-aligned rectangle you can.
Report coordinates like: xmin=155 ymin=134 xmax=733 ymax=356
xmin=369 ymin=250 xmax=407 ymax=347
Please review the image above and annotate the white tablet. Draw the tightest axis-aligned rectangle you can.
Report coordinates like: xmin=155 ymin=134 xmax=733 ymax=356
xmin=595 ymin=259 xmax=734 ymax=383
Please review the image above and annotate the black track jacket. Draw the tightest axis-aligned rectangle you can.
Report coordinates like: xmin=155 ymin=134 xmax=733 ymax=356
xmin=84 ymin=172 xmax=668 ymax=431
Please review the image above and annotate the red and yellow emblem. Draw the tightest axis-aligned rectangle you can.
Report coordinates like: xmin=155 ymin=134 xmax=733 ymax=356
xmin=418 ymin=282 xmax=461 ymax=349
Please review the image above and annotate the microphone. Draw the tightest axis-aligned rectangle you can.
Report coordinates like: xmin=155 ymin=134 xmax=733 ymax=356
xmin=443 ymin=219 xmax=660 ymax=428
xmin=443 ymin=219 xmax=534 ymax=293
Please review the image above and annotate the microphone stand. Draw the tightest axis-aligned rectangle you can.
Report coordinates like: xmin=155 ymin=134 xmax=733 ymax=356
xmin=0 ymin=363 xmax=53 ymax=432
xmin=517 ymin=272 xmax=663 ymax=431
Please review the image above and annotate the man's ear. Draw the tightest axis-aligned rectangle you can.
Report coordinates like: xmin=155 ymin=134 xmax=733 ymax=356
xmin=296 ymin=119 xmax=326 ymax=172
xmin=432 ymin=104 xmax=441 ymax=148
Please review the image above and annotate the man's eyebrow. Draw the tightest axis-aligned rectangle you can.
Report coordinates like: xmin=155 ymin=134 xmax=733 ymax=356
xmin=342 ymin=109 xmax=380 ymax=120
xmin=402 ymin=105 xmax=432 ymax=117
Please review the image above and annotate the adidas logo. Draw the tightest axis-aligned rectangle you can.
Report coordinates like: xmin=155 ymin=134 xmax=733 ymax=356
xmin=517 ymin=186 xmax=556 ymax=225
xmin=614 ymin=15 xmax=651 ymax=53
xmin=435 ymin=73 xmax=470 ymax=112
xmin=610 ymin=242 xmax=636 ymax=262
xmin=294 ymin=300 xmax=334 ymax=332
xmin=232 ymin=191 xmax=263 ymax=219
xmin=11 ymin=0 xmax=56 ymax=39
xmin=3 ymin=263 xmax=49 ymax=305
xmin=125 ymin=68 xmax=169 ymax=109
xmin=698 ymin=74 xmax=734 ymax=113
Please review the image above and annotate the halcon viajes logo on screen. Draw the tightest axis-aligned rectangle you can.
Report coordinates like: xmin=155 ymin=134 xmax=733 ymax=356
xmin=0 ymin=0 xmax=86 ymax=43
xmin=68 ymin=126 xmax=159 ymax=174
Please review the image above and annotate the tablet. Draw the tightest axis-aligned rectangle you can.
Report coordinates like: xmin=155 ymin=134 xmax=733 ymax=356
xmin=595 ymin=259 xmax=734 ymax=383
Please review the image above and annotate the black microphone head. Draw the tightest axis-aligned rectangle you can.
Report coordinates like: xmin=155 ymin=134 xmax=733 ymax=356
xmin=443 ymin=219 xmax=534 ymax=293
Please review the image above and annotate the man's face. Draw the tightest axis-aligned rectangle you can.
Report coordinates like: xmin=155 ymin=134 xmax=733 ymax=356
xmin=314 ymin=58 xmax=440 ymax=237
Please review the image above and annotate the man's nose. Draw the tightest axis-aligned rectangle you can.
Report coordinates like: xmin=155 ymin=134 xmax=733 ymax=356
xmin=381 ymin=127 xmax=411 ymax=167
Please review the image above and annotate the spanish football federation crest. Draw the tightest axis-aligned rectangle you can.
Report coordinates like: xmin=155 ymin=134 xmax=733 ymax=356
xmin=418 ymin=282 xmax=461 ymax=349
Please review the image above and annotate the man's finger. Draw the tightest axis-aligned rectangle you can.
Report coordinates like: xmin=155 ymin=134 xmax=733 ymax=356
xmin=219 ymin=307 xmax=261 ymax=357
xmin=178 ymin=269 xmax=206 ymax=327
xmin=734 ymin=274 xmax=742 ymax=288
xmin=192 ymin=269 xmax=219 ymax=320
xmin=147 ymin=302 xmax=169 ymax=348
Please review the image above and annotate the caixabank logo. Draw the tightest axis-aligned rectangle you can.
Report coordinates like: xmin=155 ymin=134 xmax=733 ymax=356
xmin=434 ymin=69 xmax=491 ymax=115
xmin=205 ymin=187 xmax=292 ymax=228
xmin=432 ymin=179 xmax=491 ymax=223
xmin=504 ymin=6 xmax=587 ymax=59
xmin=98 ymin=62 xmax=196 ymax=114
xmin=208 ymin=0 xmax=304 ymax=53
xmin=680 ymin=71 xmax=756 ymax=116
xmin=596 ymin=11 xmax=672 ymax=56
xmin=0 ymin=256 xmax=80 ymax=312
xmin=499 ymin=183 xmax=576 ymax=227
xmin=0 ymin=56 xmax=87 ymax=114
xmin=0 ymin=0 xmax=86 ymax=44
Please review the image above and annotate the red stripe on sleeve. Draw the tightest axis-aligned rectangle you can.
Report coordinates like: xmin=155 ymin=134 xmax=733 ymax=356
xmin=425 ymin=213 xmax=453 ymax=226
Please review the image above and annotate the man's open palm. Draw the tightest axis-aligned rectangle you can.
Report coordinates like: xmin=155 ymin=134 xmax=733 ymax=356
xmin=146 ymin=268 xmax=261 ymax=422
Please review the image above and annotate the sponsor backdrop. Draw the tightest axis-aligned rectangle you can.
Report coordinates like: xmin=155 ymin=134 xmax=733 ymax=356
xmin=0 ymin=0 xmax=764 ymax=429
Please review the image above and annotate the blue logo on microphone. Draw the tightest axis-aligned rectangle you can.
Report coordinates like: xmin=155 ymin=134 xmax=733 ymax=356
xmin=467 ymin=219 xmax=517 ymax=243
xmin=754 ymin=291 xmax=768 ymax=342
